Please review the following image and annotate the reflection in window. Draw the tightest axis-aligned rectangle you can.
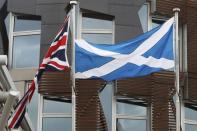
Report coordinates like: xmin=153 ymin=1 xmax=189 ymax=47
xmin=82 ymin=34 xmax=113 ymax=44
xmin=82 ymin=16 xmax=113 ymax=44
xmin=82 ymin=17 xmax=113 ymax=29
xmin=185 ymin=107 xmax=197 ymax=120
xmin=43 ymin=118 xmax=72 ymax=131
xmin=116 ymin=98 xmax=147 ymax=131
xmin=13 ymin=35 xmax=40 ymax=68
xmin=10 ymin=14 xmax=41 ymax=69
xmin=41 ymin=97 xmax=72 ymax=131
xmin=14 ymin=16 xmax=41 ymax=32
xmin=185 ymin=106 xmax=197 ymax=131
xmin=185 ymin=124 xmax=197 ymax=131
xmin=117 ymin=119 xmax=146 ymax=131
xmin=43 ymin=99 xmax=72 ymax=113
xmin=117 ymin=99 xmax=146 ymax=116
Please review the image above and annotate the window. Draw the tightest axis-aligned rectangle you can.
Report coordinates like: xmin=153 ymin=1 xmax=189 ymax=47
xmin=184 ymin=105 xmax=197 ymax=131
xmin=7 ymin=13 xmax=41 ymax=69
xmin=42 ymin=97 xmax=72 ymax=131
xmin=37 ymin=95 xmax=72 ymax=131
xmin=81 ymin=16 xmax=114 ymax=43
xmin=115 ymin=97 xmax=149 ymax=131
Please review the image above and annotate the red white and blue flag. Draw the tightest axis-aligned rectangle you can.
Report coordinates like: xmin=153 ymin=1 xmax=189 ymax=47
xmin=8 ymin=16 xmax=70 ymax=129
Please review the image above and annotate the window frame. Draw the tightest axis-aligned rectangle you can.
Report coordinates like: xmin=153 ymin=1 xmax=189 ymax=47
xmin=113 ymin=95 xmax=150 ymax=131
xmin=80 ymin=10 xmax=115 ymax=42
xmin=37 ymin=95 xmax=72 ymax=131
xmin=7 ymin=12 xmax=41 ymax=69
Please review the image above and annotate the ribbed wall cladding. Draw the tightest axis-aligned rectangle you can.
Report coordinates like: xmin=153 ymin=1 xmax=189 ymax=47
xmin=38 ymin=70 xmax=71 ymax=99
xmin=75 ymin=79 xmax=107 ymax=131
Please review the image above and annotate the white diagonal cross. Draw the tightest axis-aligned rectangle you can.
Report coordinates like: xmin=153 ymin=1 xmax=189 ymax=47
xmin=75 ymin=18 xmax=174 ymax=78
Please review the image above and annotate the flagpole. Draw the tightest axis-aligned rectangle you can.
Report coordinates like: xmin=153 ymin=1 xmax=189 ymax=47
xmin=70 ymin=1 xmax=77 ymax=131
xmin=173 ymin=8 xmax=181 ymax=131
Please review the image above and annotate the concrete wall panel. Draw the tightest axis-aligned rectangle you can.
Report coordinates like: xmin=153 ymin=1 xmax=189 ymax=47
xmin=8 ymin=0 xmax=36 ymax=15
xmin=115 ymin=25 xmax=142 ymax=43
xmin=36 ymin=4 xmax=67 ymax=25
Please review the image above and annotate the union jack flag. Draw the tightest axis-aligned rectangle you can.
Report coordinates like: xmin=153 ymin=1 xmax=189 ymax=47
xmin=8 ymin=16 xmax=70 ymax=129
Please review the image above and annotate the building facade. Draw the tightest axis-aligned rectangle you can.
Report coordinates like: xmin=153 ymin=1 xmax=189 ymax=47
xmin=0 ymin=0 xmax=197 ymax=131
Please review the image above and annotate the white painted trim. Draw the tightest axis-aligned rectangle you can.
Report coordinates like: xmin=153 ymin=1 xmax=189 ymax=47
xmin=111 ymin=19 xmax=116 ymax=131
xmin=42 ymin=113 xmax=72 ymax=118
xmin=37 ymin=94 xmax=43 ymax=131
xmin=185 ymin=119 xmax=197 ymax=125
xmin=82 ymin=29 xmax=113 ymax=34
xmin=116 ymin=115 xmax=147 ymax=120
xmin=8 ymin=12 xmax=14 ymax=69
xmin=13 ymin=30 xmax=41 ymax=36
xmin=181 ymin=101 xmax=185 ymax=131
xmin=112 ymin=83 xmax=116 ymax=131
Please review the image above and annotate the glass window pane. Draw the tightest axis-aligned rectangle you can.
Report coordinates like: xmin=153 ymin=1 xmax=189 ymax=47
xmin=14 ymin=17 xmax=41 ymax=31
xmin=82 ymin=17 xmax=112 ymax=29
xmin=13 ymin=35 xmax=40 ymax=68
xmin=185 ymin=124 xmax=197 ymax=131
xmin=99 ymin=84 xmax=113 ymax=131
xmin=117 ymin=119 xmax=146 ymax=131
xmin=43 ymin=118 xmax=72 ymax=131
xmin=117 ymin=100 xmax=147 ymax=116
xmin=82 ymin=33 xmax=112 ymax=44
xmin=43 ymin=99 xmax=72 ymax=113
xmin=185 ymin=107 xmax=197 ymax=120
xmin=138 ymin=4 xmax=148 ymax=32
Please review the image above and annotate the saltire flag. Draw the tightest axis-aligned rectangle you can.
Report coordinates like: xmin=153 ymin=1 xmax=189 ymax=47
xmin=8 ymin=16 xmax=70 ymax=128
xmin=75 ymin=18 xmax=174 ymax=81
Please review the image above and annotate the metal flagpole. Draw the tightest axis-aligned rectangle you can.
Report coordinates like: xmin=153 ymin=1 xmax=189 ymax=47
xmin=173 ymin=8 xmax=181 ymax=131
xmin=70 ymin=1 xmax=78 ymax=131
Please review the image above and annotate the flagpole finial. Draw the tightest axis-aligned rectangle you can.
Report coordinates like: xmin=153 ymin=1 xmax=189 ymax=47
xmin=70 ymin=0 xmax=77 ymax=5
xmin=173 ymin=8 xmax=180 ymax=12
